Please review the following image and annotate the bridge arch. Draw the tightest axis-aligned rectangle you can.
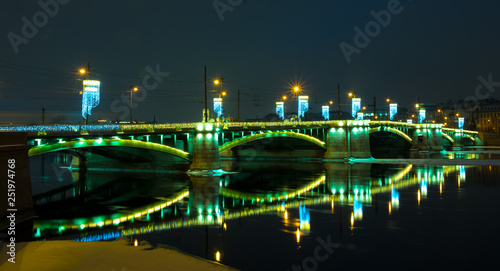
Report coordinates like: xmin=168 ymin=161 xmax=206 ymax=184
xmin=369 ymin=127 xmax=412 ymax=143
xmin=28 ymin=138 xmax=191 ymax=160
xmin=219 ymin=131 xmax=326 ymax=153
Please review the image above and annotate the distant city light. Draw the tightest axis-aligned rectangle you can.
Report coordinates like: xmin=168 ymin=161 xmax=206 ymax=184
xmin=214 ymin=98 xmax=223 ymax=118
xmin=352 ymin=98 xmax=361 ymax=118
xmin=418 ymin=109 xmax=426 ymax=124
xmin=389 ymin=103 xmax=398 ymax=120
xmin=298 ymin=96 xmax=309 ymax=120
xmin=322 ymin=105 xmax=329 ymax=120
xmin=357 ymin=112 xmax=363 ymax=120
xmin=458 ymin=117 xmax=464 ymax=129
xmin=276 ymin=102 xmax=284 ymax=120
xmin=82 ymin=80 xmax=100 ymax=119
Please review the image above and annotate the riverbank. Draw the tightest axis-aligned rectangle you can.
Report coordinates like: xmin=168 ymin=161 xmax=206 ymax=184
xmin=0 ymin=238 xmax=237 ymax=271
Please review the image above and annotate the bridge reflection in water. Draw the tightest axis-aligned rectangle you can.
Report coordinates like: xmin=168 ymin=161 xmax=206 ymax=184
xmin=32 ymin=161 xmax=466 ymax=252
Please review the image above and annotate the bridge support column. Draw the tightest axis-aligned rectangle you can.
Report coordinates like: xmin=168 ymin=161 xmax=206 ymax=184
xmin=190 ymin=123 xmax=221 ymax=171
xmin=453 ymin=130 xmax=464 ymax=149
xmin=349 ymin=126 xmax=371 ymax=158
xmin=325 ymin=122 xmax=371 ymax=160
xmin=429 ymin=127 xmax=443 ymax=151
xmin=324 ymin=127 xmax=348 ymax=159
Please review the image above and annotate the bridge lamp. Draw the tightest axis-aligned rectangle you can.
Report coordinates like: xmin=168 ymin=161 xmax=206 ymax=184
xmin=348 ymin=92 xmax=353 ymax=98
xmin=415 ymin=103 xmax=420 ymax=108
xmin=222 ymin=91 xmax=226 ymax=96
xmin=79 ymin=68 xmax=86 ymax=75
xmin=283 ymin=95 xmax=287 ymax=100
xmin=386 ymin=98 xmax=390 ymax=103
xmin=130 ymin=86 xmax=139 ymax=124
xmin=214 ymin=79 xmax=219 ymax=85
xmin=329 ymin=100 xmax=333 ymax=105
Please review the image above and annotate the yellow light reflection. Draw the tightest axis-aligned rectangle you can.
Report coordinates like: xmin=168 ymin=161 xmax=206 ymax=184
xmin=439 ymin=182 xmax=443 ymax=195
xmin=417 ymin=190 xmax=421 ymax=205
xmin=216 ymin=251 xmax=220 ymax=262
xmin=296 ymin=228 xmax=300 ymax=243
xmin=350 ymin=212 xmax=354 ymax=226
xmin=388 ymin=202 xmax=392 ymax=215
xmin=134 ymin=239 xmax=138 ymax=247
xmin=223 ymin=223 xmax=227 ymax=231
xmin=331 ymin=200 xmax=334 ymax=213
xmin=284 ymin=210 xmax=288 ymax=220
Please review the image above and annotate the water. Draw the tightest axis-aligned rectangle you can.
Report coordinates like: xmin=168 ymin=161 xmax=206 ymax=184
xmin=28 ymin=154 xmax=500 ymax=270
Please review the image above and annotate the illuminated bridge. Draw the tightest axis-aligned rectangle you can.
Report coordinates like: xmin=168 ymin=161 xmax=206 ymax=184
xmin=1 ymin=121 xmax=482 ymax=170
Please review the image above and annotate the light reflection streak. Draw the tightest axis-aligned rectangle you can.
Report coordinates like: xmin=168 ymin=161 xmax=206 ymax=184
xmin=33 ymin=164 xmax=465 ymax=239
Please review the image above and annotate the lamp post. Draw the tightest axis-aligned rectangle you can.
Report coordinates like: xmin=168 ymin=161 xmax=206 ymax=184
xmin=214 ymin=77 xmax=224 ymax=120
xmin=130 ymin=85 xmax=138 ymax=124
xmin=79 ymin=64 xmax=89 ymax=125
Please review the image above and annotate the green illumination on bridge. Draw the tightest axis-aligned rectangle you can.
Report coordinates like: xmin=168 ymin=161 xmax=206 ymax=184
xmin=219 ymin=131 xmax=326 ymax=153
xmin=28 ymin=138 xmax=190 ymax=160
xmin=369 ymin=127 xmax=412 ymax=143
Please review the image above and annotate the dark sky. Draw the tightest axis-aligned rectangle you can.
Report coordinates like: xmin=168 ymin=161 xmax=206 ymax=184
xmin=1 ymin=0 xmax=499 ymax=124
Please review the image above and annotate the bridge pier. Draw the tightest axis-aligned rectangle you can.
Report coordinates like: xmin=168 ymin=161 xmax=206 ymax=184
xmin=190 ymin=123 xmax=221 ymax=171
xmin=411 ymin=125 xmax=444 ymax=153
xmin=325 ymin=121 xmax=371 ymax=160
xmin=452 ymin=130 xmax=464 ymax=149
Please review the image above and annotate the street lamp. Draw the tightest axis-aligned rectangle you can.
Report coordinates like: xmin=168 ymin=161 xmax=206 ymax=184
xmin=130 ymin=85 xmax=138 ymax=124
xmin=214 ymin=77 xmax=224 ymax=98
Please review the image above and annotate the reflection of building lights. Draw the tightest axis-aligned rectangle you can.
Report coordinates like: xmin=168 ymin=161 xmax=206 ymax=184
xmin=299 ymin=204 xmax=310 ymax=230
xmin=417 ymin=190 xmax=421 ymax=205
xmin=440 ymin=182 xmax=443 ymax=195
xmin=296 ymin=228 xmax=300 ymax=243
xmin=353 ymin=199 xmax=363 ymax=220
xmin=284 ymin=210 xmax=288 ymax=220
xmin=388 ymin=202 xmax=392 ymax=215
xmin=391 ymin=188 xmax=399 ymax=210
xmin=421 ymin=181 xmax=428 ymax=198
xmin=223 ymin=223 xmax=227 ymax=231
xmin=350 ymin=212 xmax=354 ymax=226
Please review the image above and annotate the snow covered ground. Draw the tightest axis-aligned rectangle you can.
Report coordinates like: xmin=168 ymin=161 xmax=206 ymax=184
xmin=0 ymin=239 xmax=237 ymax=271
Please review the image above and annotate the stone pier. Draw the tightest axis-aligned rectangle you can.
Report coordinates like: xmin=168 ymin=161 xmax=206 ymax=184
xmin=325 ymin=120 xmax=371 ymax=159
xmin=190 ymin=123 xmax=221 ymax=170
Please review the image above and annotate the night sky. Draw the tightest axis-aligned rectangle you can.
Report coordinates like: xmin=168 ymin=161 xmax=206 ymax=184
xmin=1 ymin=0 xmax=499 ymax=124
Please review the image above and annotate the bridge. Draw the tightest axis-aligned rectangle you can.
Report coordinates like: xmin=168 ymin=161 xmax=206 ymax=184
xmin=1 ymin=120 xmax=482 ymax=171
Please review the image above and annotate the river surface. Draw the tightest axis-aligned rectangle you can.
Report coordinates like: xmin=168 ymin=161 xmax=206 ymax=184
xmin=29 ymin=153 xmax=500 ymax=270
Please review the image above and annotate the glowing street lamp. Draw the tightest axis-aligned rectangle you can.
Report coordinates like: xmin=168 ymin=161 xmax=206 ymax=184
xmin=79 ymin=68 xmax=86 ymax=75
xmin=130 ymin=85 xmax=139 ymax=124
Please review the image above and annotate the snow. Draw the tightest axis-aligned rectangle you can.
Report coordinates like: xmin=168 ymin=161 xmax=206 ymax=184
xmin=0 ymin=239 xmax=237 ymax=271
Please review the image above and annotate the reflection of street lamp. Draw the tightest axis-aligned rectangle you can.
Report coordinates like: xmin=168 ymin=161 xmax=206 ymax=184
xmin=130 ymin=85 xmax=139 ymax=123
